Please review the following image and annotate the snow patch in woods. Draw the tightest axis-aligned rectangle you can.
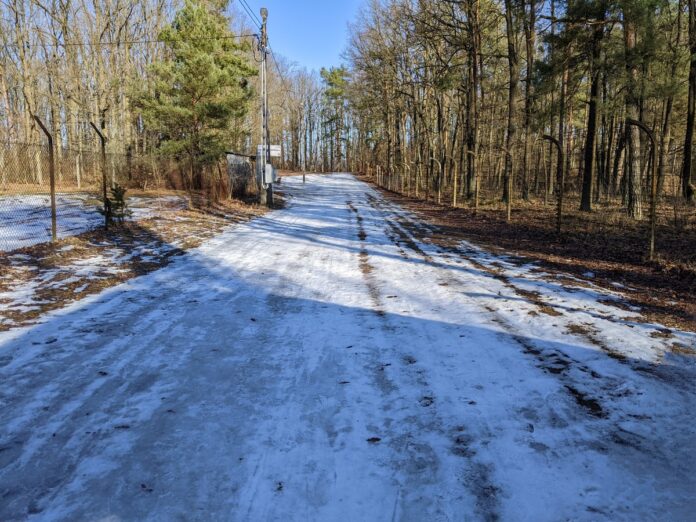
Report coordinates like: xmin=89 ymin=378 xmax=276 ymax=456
xmin=0 ymin=193 xmax=189 ymax=251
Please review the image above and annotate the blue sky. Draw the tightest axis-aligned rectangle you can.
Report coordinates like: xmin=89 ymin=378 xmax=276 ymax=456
xmin=233 ymin=0 xmax=363 ymax=71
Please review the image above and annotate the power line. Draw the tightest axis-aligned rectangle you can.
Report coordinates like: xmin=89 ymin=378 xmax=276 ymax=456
xmin=232 ymin=1 xmax=293 ymax=96
xmin=242 ymin=0 xmax=263 ymax=27
xmin=237 ymin=0 xmax=262 ymax=29
xmin=268 ymin=48 xmax=287 ymax=83
xmin=2 ymin=33 xmax=258 ymax=50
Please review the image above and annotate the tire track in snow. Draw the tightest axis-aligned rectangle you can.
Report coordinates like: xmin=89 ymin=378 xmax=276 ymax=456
xmin=368 ymin=193 xmax=613 ymax=419
xmin=359 ymin=192 xmax=504 ymax=521
xmin=365 ymin=189 xmax=695 ymax=500
xmin=347 ymin=200 xmax=384 ymax=318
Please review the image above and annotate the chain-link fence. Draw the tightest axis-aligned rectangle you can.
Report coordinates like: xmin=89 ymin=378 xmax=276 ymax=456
xmin=0 ymin=141 xmax=255 ymax=253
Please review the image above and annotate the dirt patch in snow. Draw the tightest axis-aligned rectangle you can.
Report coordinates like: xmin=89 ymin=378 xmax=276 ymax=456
xmin=347 ymin=200 xmax=383 ymax=316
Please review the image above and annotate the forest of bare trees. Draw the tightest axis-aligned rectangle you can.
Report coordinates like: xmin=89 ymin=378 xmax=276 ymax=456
xmin=319 ymin=0 xmax=696 ymax=220
xmin=0 ymin=0 xmax=179 ymax=153
xmin=256 ymin=0 xmax=696 ymax=263
xmin=0 ymin=0 xmax=347 ymax=186
xmin=2 ymin=0 xmax=695 ymax=236
xmin=251 ymin=0 xmax=695 ymax=270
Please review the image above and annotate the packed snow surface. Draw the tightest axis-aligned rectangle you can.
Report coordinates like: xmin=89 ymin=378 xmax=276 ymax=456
xmin=0 ymin=174 xmax=694 ymax=521
xmin=0 ymin=193 xmax=187 ymax=251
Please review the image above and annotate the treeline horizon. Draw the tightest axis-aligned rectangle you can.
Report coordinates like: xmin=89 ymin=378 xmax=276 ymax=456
xmin=310 ymin=0 xmax=694 ymax=219
xmin=0 ymin=0 xmax=341 ymax=179
xmin=2 ymin=0 xmax=695 ymax=220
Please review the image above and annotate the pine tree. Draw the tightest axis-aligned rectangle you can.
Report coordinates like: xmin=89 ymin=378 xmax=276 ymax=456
xmin=109 ymin=185 xmax=132 ymax=224
xmin=134 ymin=0 xmax=256 ymax=185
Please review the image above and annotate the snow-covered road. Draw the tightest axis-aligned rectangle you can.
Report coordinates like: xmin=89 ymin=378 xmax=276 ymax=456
xmin=1 ymin=174 xmax=694 ymax=521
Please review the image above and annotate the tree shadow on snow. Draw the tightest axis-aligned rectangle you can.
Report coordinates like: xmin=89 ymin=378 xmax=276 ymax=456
xmin=0 ymin=180 xmax=694 ymax=520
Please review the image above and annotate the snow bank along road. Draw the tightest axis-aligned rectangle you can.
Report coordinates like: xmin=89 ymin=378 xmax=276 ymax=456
xmin=1 ymin=174 xmax=694 ymax=521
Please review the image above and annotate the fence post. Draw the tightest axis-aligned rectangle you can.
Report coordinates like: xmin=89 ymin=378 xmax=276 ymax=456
xmin=0 ymin=145 xmax=5 ymax=187
xmin=403 ymin=161 xmax=411 ymax=197
xmin=127 ymin=145 xmax=133 ymax=182
xmin=450 ymin=158 xmax=459 ymax=208
xmin=75 ymin=153 xmax=81 ymax=189
xmin=33 ymin=116 xmax=57 ymax=242
xmin=89 ymin=122 xmax=110 ymax=229
xmin=431 ymin=158 xmax=442 ymax=205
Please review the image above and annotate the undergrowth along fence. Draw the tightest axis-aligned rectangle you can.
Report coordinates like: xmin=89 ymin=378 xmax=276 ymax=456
xmin=0 ymin=139 xmax=255 ymax=253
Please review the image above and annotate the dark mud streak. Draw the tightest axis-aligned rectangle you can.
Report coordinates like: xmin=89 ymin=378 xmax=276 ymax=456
xmin=368 ymin=194 xmax=435 ymax=262
xmin=449 ymin=427 xmax=501 ymax=521
xmin=347 ymin=200 xmax=383 ymax=317
xmin=507 ymin=330 xmax=609 ymax=419
xmin=460 ymin=255 xmax=566 ymax=319
xmin=564 ymin=385 xmax=607 ymax=418
xmin=465 ymin=462 xmax=501 ymax=522
xmin=384 ymin=218 xmax=433 ymax=262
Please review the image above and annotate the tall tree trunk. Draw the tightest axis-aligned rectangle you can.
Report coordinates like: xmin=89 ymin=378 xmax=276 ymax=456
xmin=624 ymin=15 xmax=643 ymax=218
xmin=503 ymin=0 xmax=520 ymax=220
xmin=682 ymin=0 xmax=696 ymax=201
xmin=465 ymin=0 xmax=480 ymax=200
xmin=580 ymin=9 xmax=605 ymax=212
xmin=522 ymin=0 xmax=536 ymax=201
xmin=558 ymin=64 xmax=568 ymax=207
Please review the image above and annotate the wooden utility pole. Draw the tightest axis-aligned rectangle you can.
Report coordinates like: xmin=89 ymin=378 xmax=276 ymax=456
xmin=259 ymin=7 xmax=273 ymax=207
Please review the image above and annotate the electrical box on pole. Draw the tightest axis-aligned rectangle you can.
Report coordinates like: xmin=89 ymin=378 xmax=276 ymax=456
xmin=264 ymin=164 xmax=277 ymax=185
xmin=256 ymin=155 xmax=277 ymax=185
